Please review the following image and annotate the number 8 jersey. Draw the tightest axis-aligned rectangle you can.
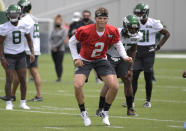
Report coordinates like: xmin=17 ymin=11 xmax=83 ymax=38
xmin=137 ymin=18 xmax=163 ymax=46
xmin=0 ymin=20 xmax=30 ymax=54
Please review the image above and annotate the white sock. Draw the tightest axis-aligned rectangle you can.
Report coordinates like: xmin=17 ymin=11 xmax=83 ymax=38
xmin=20 ymin=100 xmax=26 ymax=105
xmin=6 ymin=100 xmax=12 ymax=105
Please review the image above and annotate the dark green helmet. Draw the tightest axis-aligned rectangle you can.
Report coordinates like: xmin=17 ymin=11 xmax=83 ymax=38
xmin=17 ymin=0 xmax=32 ymax=14
xmin=6 ymin=4 xmax=21 ymax=22
xmin=133 ymin=3 xmax=149 ymax=20
xmin=123 ymin=15 xmax=140 ymax=37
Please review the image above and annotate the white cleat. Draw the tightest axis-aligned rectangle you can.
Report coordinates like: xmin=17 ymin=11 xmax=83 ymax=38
xmin=6 ymin=101 xmax=13 ymax=110
xmin=101 ymin=111 xmax=110 ymax=126
xmin=20 ymin=103 xmax=30 ymax=110
xmin=144 ymin=101 xmax=151 ymax=108
xmin=81 ymin=111 xmax=91 ymax=126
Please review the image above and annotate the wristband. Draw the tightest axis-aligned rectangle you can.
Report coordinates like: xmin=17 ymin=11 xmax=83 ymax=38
xmin=156 ymin=45 xmax=161 ymax=50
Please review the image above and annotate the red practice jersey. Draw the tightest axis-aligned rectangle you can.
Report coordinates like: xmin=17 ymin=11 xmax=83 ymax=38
xmin=75 ymin=24 xmax=120 ymax=60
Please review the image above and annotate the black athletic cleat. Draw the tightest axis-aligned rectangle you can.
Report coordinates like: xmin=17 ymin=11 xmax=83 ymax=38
xmin=11 ymin=96 xmax=16 ymax=101
xmin=152 ymin=76 xmax=156 ymax=83
xmin=127 ymin=108 xmax=137 ymax=116
xmin=28 ymin=96 xmax=43 ymax=102
xmin=96 ymin=108 xmax=103 ymax=117
xmin=0 ymin=96 xmax=7 ymax=101
xmin=56 ymin=78 xmax=61 ymax=82
xmin=29 ymin=77 xmax=34 ymax=82
xmin=0 ymin=96 xmax=16 ymax=101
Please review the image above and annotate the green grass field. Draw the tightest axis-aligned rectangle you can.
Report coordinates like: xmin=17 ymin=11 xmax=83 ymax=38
xmin=0 ymin=53 xmax=186 ymax=131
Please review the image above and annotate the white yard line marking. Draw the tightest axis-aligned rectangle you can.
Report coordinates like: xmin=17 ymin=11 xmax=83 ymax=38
xmin=1 ymin=89 xmax=185 ymax=104
xmin=112 ymin=115 xmax=184 ymax=123
xmin=30 ymin=106 xmax=78 ymax=111
xmin=44 ymin=93 xmax=186 ymax=104
xmin=44 ymin=127 xmax=64 ymax=130
xmin=156 ymin=54 xmax=186 ymax=59
xmin=0 ymin=108 xmax=184 ymax=123
xmin=167 ymin=125 xmax=183 ymax=128
xmin=25 ymin=90 xmax=186 ymax=104
xmin=57 ymin=90 xmax=66 ymax=93
xmin=41 ymin=106 xmax=77 ymax=111
xmin=136 ymin=98 xmax=186 ymax=104
xmin=106 ymin=126 xmax=124 ymax=128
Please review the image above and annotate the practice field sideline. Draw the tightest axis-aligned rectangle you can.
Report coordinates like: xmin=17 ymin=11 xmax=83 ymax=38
xmin=0 ymin=53 xmax=185 ymax=131
xmin=156 ymin=54 xmax=186 ymax=59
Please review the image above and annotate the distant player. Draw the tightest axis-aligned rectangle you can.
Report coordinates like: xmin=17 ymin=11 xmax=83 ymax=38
xmin=0 ymin=4 xmax=35 ymax=110
xmin=69 ymin=7 xmax=132 ymax=126
xmin=132 ymin=3 xmax=170 ymax=108
xmin=96 ymin=15 xmax=141 ymax=116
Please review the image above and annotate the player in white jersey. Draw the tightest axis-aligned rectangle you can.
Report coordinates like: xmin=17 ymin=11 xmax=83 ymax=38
xmin=11 ymin=0 xmax=42 ymax=102
xmin=96 ymin=15 xmax=141 ymax=116
xmin=132 ymin=3 xmax=170 ymax=108
xmin=0 ymin=4 xmax=35 ymax=110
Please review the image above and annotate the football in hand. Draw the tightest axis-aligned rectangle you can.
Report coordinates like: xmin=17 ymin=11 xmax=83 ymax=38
xmin=182 ymin=70 xmax=186 ymax=78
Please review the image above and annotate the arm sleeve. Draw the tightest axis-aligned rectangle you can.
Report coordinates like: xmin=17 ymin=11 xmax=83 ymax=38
xmin=114 ymin=41 xmax=128 ymax=59
xmin=69 ymin=35 xmax=80 ymax=60
xmin=23 ymin=21 xmax=32 ymax=34
xmin=0 ymin=25 xmax=7 ymax=36
xmin=153 ymin=20 xmax=163 ymax=32
xmin=25 ymin=25 xmax=31 ymax=34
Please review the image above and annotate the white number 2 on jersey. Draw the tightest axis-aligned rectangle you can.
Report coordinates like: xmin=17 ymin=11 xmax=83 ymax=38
xmin=91 ymin=42 xmax=104 ymax=58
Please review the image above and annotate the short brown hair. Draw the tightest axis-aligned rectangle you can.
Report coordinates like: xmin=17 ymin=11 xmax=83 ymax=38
xmin=95 ymin=7 xmax=108 ymax=17
xmin=55 ymin=14 xmax=62 ymax=21
xmin=82 ymin=10 xmax=91 ymax=16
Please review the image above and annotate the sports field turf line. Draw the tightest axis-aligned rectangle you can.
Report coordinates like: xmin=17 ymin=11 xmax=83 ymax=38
xmin=30 ymin=106 xmax=78 ymax=111
xmin=156 ymin=54 xmax=186 ymax=59
xmin=167 ymin=125 xmax=183 ymax=128
xmin=25 ymin=91 xmax=186 ymax=104
xmin=1 ymin=89 xmax=184 ymax=104
xmin=44 ymin=125 xmax=125 ymax=129
xmin=44 ymin=126 xmax=65 ymax=130
xmin=1 ymin=89 xmax=185 ymax=105
xmin=0 ymin=108 xmax=184 ymax=123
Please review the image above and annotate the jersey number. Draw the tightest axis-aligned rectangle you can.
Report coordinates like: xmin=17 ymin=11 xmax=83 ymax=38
xmin=33 ymin=24 xmax=40 ymax=38
xmin=12 ymin=31 xmax=21 ymax=44
xmin=140 ymin=30 xmax=149 ymax=42
xmin=91 ymin=42 xmax=104 ymax=57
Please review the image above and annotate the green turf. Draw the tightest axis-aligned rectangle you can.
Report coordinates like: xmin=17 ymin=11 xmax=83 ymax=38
xmin=0 ymin=53 xmax=186 ymax=131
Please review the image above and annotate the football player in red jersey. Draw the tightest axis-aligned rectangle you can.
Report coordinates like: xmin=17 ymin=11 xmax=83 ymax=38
xmin=69 ymin=7 xmax=132 ymax=126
